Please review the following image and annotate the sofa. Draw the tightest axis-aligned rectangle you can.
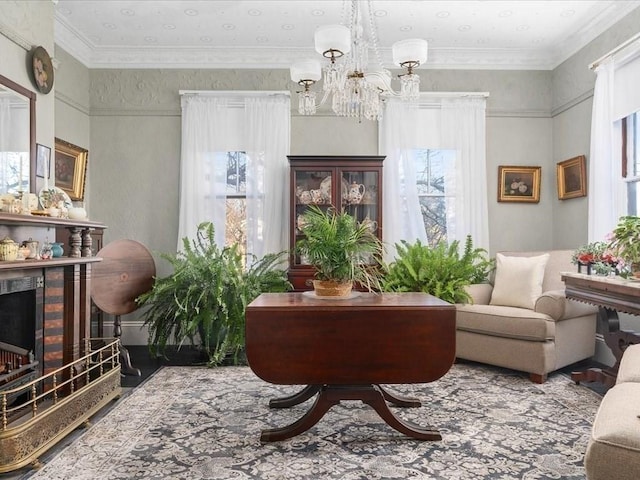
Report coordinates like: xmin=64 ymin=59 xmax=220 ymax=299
xmin=585 ymin=343 xmax=640 ymax=480
xmin=456 ymin=250 xmax=598 ymax=383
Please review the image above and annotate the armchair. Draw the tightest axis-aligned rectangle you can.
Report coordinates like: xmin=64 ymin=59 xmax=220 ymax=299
xmin=455 ymin=250 xmax=598 ymax=383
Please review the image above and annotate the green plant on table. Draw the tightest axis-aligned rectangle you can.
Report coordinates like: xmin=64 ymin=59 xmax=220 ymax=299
xmin=136 ymin=221 xmax=291 ymax=366
xmin=608 ymin=215 xmax=640 ymax=277
xmin=571 ymin=241 xmax=609 ymax=265
xmin=381 ymin=235 xmax=494 ymax=304
xmin=295 ymin=205 xmax=384 ymax=292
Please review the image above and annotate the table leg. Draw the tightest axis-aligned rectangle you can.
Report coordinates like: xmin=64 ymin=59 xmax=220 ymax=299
xmin=378 ymin=385 xmax=421 ymax=407
xmin=260 ymin=384 xmax=441 ymax=442
xmin=261 ymin=387 xmax=338 ymax=442
xmin=269 ymin=385 xmax=321 ymax=409
xmin=571 ymin=306 xmax=640 ymax=386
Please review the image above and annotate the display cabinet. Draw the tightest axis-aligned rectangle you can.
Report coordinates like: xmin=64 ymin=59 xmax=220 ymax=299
xmin=288 ymin=155 xmax=384 ymax=291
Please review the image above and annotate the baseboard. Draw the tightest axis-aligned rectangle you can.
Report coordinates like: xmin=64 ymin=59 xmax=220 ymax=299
xmin=120 ymin=323 xmax=149 ymax=346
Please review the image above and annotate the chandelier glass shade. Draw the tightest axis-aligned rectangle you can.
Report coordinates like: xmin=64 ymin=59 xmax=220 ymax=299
xmin=290 ymin=0 xmax=428 ymax=121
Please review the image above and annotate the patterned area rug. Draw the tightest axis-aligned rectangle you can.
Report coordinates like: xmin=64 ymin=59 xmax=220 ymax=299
xmin=26 ymin=363 xmax=601 ymax=480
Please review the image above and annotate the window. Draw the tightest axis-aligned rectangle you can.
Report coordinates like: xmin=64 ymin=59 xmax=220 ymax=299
xmin=625 ymin=112 xmax=640 ymax=215
xmin=414 ymin=149 xmax=455 ymax=247
xmin=224 ymin=151 xmax=247 ymax=253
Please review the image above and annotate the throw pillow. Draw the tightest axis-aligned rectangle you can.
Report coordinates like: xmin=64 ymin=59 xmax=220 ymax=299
xmin=489 ymin=253 xmax=550 ymax=310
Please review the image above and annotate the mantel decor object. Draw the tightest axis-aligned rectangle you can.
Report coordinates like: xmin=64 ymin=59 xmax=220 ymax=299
xmin=54 ymin=138 xmax=88 ymax=201
xmin=30 ymin=46 xmax=54 ymax=94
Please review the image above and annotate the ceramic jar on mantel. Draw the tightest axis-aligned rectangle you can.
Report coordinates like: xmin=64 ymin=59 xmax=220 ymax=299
xmin=0 ymin=236 xmax=19 ymax=261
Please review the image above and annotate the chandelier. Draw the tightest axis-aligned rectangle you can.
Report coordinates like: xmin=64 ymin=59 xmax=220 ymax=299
xmin=290 ymin=0 xmax=428 ymax=121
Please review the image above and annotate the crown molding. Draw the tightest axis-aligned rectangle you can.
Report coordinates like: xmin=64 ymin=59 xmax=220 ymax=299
xmin=52 ymin=39 xmax=557 ymax=71
xmin=0 ymin=19 xmax=32 ymax=51
xmin=549 ymin=2 xmax=640 ymax=68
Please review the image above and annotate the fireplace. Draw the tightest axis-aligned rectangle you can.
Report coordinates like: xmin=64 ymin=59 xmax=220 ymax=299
xmin=0 ymin=213 xmax=121 ymax=473
xmin=0 ymin=273 xmax=43 ymax=396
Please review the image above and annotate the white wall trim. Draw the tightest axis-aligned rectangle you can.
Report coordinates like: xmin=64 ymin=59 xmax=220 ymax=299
xmin=0 ymin=20 xmax=31 ymax=51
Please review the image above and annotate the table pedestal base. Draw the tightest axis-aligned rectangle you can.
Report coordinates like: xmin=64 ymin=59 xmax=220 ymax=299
xmin=571 ymin=306 xmax=640 ymax=387
xmin=261 ymin=384 xmax=441 ymax=442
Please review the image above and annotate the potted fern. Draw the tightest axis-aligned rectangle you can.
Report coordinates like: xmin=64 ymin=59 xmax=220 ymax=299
xmin=136 ymin=221 xmax=291 ymax=366
xmin=295 ymin=205 xmax=384 ymax=296
xmin=381 ymin=235 xmax=494 ymax=304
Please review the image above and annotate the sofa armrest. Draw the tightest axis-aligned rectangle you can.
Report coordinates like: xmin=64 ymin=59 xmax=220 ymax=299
xmin=463 ymin=283 xmax=493 ymax=305
xmin=534 ymin=289 xmax=598 ymax=321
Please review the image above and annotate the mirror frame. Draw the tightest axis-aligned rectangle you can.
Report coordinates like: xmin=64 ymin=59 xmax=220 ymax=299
xmin=0 ymin=73 xmax=36 ymax=193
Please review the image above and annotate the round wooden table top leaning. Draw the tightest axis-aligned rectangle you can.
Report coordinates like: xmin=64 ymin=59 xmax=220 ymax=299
xmin=245 ymin=291 xmax=456 ymax=442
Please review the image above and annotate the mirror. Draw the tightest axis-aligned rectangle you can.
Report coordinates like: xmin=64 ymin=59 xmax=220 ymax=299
xmin=0 ymin=74 xmax=36 ymax=196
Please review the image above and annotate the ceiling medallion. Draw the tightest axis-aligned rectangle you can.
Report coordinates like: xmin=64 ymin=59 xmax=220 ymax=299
xmin=30 ymin=46 xmax=54 ymax=94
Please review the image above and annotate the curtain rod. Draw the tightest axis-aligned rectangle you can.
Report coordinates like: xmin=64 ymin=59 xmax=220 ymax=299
xmin=179 ymin=90 xmax=290 ymax=97
xmin=589 ymin=32 xmax=640 ymax=70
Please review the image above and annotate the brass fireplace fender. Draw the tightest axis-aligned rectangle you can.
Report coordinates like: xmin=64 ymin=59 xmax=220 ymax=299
xmin=0 ymin=340 xmax=122 ymax=473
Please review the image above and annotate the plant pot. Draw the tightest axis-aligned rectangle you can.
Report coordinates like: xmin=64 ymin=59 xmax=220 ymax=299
xmin=312 ymin=280 xmax=353 ymax=297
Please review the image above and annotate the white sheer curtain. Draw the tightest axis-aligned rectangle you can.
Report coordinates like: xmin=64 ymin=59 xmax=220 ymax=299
xmin=244 ymin=96 xmax=290 ymax=259
xmin=379 ymin=101 xmax=427 ymax=260
xmin=179 ymin=95 xmax=233 ymax=248
xmin=380 ymin=94 xmax=489 ymax=260
xmin=178 ymin=92 xmax=290 ymax=254
xmin=441 ymin=97 xmax=489 ymax=251
xmin=588 ymin=60 xmax=625 ymax=242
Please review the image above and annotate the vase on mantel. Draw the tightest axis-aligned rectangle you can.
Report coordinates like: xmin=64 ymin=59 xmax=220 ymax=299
xmin=51 ymin=242 xmax=64 ymax=258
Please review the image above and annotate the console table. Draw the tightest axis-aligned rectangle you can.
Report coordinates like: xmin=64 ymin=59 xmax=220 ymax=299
xmin=245 ymin=292 xmax=456 ymax=442
xmin=561 ymin=272 xmax=640 ymax=386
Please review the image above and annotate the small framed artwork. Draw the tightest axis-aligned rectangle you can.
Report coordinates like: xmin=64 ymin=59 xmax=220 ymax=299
xmin=54 ymin=138 xmax=88 ymax=201
xmin=557 ymin=155 xmax=586 ymax=200
xmin=497 ymin=165 xmax=541 ymax=203
xmin=35 ymin=143 xmax=51 ymax=178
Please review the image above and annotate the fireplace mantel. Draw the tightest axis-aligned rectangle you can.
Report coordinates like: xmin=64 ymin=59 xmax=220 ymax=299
xmin=0 ymin=212 xmax=107 ymax=259
xmin=0 ymin=212 xmax=105 ymax=229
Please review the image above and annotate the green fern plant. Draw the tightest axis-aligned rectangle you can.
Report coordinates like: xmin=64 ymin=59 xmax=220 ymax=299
xmin=136 ymin=221 xmax=291 ymax=366
xmin=295 ymin=205 xmax=384 ymax=291
xmin=381 ymin=235 xmax=494 ymax=304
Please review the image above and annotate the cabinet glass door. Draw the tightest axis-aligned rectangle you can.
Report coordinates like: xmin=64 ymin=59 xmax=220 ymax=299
xmin=341 ymin=170 xmax=380 ymax=236
xmin=293 ymin=169 xmax=332 ymax=265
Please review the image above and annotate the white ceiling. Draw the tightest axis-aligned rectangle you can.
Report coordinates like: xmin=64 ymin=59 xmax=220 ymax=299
xmin=54 ymin=0 xmax=640 ymax=70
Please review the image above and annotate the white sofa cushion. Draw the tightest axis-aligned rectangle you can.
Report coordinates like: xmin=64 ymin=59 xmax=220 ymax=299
xmin=456 ymin=304 xmax=555 ymax=341
xmin=617 ymin=344 xmax=640 ymax=384
xmin=489 ymin=253 xmax=549 ymax=310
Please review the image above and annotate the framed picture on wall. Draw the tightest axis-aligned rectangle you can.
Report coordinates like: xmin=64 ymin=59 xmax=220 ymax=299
xmin=497 ymin=165 xmax=541 ymax=203
xmin=54 ymin=138 xmax=88 ymax=201
xmin=35 ymin=143 xmax=51 ymax=178
xmin=557 ymin=155 xmax=586 ymax=200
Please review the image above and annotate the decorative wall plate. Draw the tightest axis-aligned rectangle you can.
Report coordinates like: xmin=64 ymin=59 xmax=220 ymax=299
xmin=31 ymin=46 xmax=54 ymax=94
xmin=39 ymin=186 xmax=72 ymax=210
